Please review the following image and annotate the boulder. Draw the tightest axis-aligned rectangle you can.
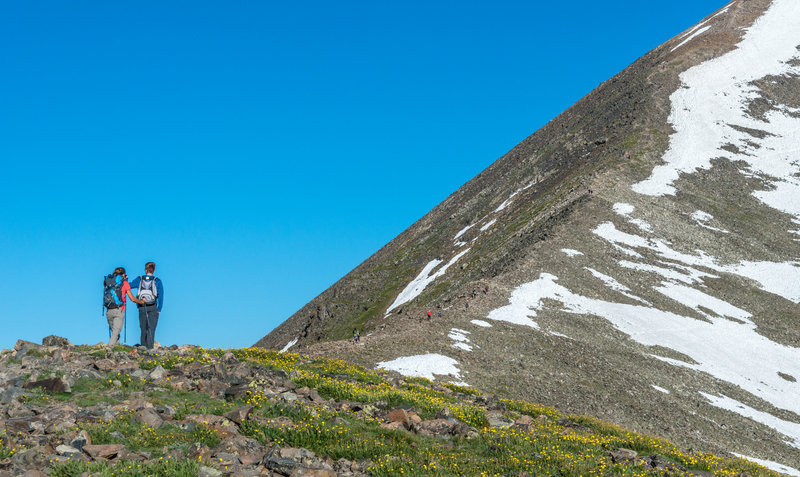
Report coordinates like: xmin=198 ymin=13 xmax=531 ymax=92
xmin=386 ymin=408 xmax=410 ymax=425
xmin=148 ymin=365 xmax=167 ymax=380
xmin=198 ymin=466 xmax=223 ymax=477
xmin=24 ymin=377 xmax=71 ymax=394
xmin=290 ymin=468 xmax=337 ymax=477
xmin=266 ymin=456 xmax=302 ymax=475
xmin=20 ymin=471 xmax=49 ymax=477
xmin=609 ymin=448 xmax=639 ymax=463
xmin=0 ymin=387 xmax=24 ymax=404
xmin=412 ymin=419 xmax=457 ymax=436
xmin=486 ymin=411 xmax=514 ymax=428
xmin=13 ymin=340 xmax=40 ymax=356
xmin=70 ymin=430 xmax=91 ymax=452
xmin=83 ymin=444 xmax=125 ymax=460
xmin=133 ymin=408 xmax=163 ymax=428
xmin=224 ymin=405 xmax=253 ymax=425
xmin=5 ymin=419 xmax=34 ymax=434
xmin=93 ymin=359 xmax=115 ymax=372
xmin=41 ymin=335 xmax=70 ymax=347
xmin=55 ymin=445 xmax=82 ymax=457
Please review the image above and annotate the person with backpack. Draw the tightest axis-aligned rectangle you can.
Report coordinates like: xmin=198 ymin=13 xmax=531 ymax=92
xmin=103 ymin=267 xmax=141 ymax=347
xmin=128 ymin=262 xmax=164 ymax=349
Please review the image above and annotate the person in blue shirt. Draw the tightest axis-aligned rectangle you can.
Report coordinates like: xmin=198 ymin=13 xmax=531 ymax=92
xmin=128 ymin=262 xmax=164 ymax=349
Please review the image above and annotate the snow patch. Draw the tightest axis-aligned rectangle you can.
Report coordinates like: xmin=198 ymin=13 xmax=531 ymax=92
xmin=691 ymin=210 xmax=729 ymax=233
xmin=480 ymin=219 xmax=497 ymax=232
xmin=585 ymin=267 xmax=651 ymax=305
xmin=654 ymin=282 xmax=752 ymax=322
xmin=471 ymin=319 xmax=492 ymax=328
xmin=279 ymin=338 xmax=298 ymax=353
xmin=454 ymin=224 xmax=474 ymax=241
xmin=387 ymin=248 xmax=471 ymax=313
xmin=671 ymin=26 xmax=711 ymax=52
xmin=561 ymin=248 xmax=584 ymax=257
xmin=652 ymin=385 xmax=671 ymax=394
xmin=634 ymin=0 xmax=800 ymax=230
xmin=596 ymin=221 xmax=800 ymax=303
xmin=701 ymin=392 xmax=800 ymax=449
xmin=488 ymin=273 xmax=800 ymax=418
xmin=732 ymin=453 xmax=800 ymax=477
xmin=377 ymin=354 xmax=462 ymax=381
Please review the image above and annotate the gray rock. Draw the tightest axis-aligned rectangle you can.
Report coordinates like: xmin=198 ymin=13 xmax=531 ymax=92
xmin=290 ymin=468 xmax=337 ymax=477
xmin=133 ymin=408 xmax=163 ymax=428
xmin=24 ymin=377 xmax=71 ymax=393
xmin=0 ymin=387 xmax=24 ymax=404
xmin=610 ymin=448 xmax=639 ymax=463
xmin=41 ymin=335 xmax=70 ymax=347
xmin=266 ymin=456 xmax=302 ymax=475
xmin=486 ymin=411 xmax=514 ymax=428
xmin=55 ymin=444 xmax=82 ymax=456
xmin=70 ymin=430 xmax=91 ymax=452
xmin=198 ymin=466 xmax=223 ymax=477
xmin=148 ymin=365 xmax=167 ymax=380
xmin=224 ymin=405 xmax=253 ymax=425
xmin=13 ymin=340 xmax=40 ymax=356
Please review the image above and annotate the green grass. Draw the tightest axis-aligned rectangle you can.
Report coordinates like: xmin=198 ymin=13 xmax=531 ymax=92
xmin=80 ymin=414 xmax=220 ymax=456
xmin=146 ymin=389 xmax=237 ymax=420
xmin=51 ymin=458 xmax=201 ymax=477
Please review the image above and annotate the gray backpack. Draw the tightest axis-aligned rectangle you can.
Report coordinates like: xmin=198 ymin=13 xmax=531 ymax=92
xmin=137 ymin=276 xmax=158 ymax=305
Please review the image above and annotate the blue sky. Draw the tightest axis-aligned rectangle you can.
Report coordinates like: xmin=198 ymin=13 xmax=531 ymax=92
xmin=0 ymin=1 xmax=727 ymax=350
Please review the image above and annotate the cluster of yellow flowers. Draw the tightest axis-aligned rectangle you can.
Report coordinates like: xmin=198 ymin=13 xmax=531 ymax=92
xmin=0 ymin=431 xmax=21 ymax=459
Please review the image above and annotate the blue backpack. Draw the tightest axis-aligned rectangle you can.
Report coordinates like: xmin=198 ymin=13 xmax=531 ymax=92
xmin=103 ymin=274 xmax=123 ymax=311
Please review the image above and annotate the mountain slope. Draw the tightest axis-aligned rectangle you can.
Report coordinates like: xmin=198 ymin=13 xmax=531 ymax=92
xmin=257 ymin=0 xmax=800 ymax=471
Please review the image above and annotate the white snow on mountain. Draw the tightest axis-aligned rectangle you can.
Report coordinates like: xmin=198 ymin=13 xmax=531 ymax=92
xmin=489 ymin=273 xmax=800 ymax=419
xmin=279 ymin=338 xmax=298 ymax=353
xmin=691 ymin=210 xmax=729 ymax=233
xmin=585 ymin=267 xmax=651 ymax=305
xmin=386 ymin=248 xmax=471 ymax=313
xmin=671 ymin=26 xmax=711 ymax=52
xmin=634 ymin=0 xmax=800 ymax=226
xmin=377 ymin=353 xmax=462 ymax=380
xmin=733 ymin=453 xmax=800 ymax=477
xmin=701 ymin=392 xmax=800 ymax=449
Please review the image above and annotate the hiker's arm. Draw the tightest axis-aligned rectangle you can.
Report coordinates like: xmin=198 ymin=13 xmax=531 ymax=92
xmin=126 ymin=289 xmax=143 ymax=304
xmin=156 ymin=279 xmax=164 ymax=312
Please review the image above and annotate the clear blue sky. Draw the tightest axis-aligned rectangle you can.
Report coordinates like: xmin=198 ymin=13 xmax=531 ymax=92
xmin=0 ymin=1 xmax=726 ymax=350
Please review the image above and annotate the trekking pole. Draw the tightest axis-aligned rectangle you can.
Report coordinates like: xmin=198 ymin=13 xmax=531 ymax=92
xmin=124 ymin=306 xmax=127 ymax=345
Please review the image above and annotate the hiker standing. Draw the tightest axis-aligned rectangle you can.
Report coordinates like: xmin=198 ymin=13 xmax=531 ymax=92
xmin=427 ymin=311 xmax=432 ymax=320
xmin=128 ymin=262 xmax=164 ymax=349
xmin=353 ymin=328 xmax=360 ymax=344
xmin=104 ymin=267 xmax=140 ymax=347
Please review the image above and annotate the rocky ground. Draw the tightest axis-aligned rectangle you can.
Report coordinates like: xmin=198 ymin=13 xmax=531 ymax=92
xmin=0 ymin=336 xmax=777 ymax=476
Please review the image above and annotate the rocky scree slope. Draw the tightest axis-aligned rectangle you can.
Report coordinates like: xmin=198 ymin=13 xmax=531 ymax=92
xmin=257 ymin=0 xmax=800 ymax=472
xmin=0 ymin=337 xmax=779 ymax=476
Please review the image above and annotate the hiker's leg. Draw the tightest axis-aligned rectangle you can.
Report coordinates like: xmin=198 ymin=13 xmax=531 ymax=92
xmin=107 ymin=308 xmax=123 ymax=346
xmin=139 ymin=307 xmax=148 ymax=346
xmin=145 ymin=307 xmax=159 ymax=349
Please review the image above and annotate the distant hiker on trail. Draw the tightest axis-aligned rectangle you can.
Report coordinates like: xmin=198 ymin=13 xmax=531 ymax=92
xmin=437 ymin=311 xmax=442 ymax=318
xmin=128 ymin=262 xmax=164 ymax=350
xmin=427 ymin=311 xmax=432 ymax=320
xmin=352 ymin=328 xmax=360 ymax=344
xmin=484 ymin=285 xmax=489 ymax=294
xmin=472 ymin=289 xmax=477 ymax=298
xmin=103 ymin=267 xmax=141 ymax=347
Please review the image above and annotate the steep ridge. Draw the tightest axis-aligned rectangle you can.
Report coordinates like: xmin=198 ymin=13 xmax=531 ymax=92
xmin=257 ymin=0 xmax=800 ymax=471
